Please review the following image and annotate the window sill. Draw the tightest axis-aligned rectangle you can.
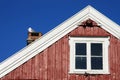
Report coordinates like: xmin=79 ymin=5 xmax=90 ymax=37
xmin=69 ymin=71 xmax=110 ymax=75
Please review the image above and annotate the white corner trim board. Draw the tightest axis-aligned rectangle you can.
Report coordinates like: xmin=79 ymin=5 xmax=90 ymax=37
xmin=0 ymin=5 xmax=120 ymax=78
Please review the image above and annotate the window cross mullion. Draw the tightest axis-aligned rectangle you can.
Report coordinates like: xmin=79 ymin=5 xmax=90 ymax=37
xmin=87 ymin=42 xmax=91 ymax=71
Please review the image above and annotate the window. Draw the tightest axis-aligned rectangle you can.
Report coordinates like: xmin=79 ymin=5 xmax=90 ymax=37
xmin=69 ymin=37 xmax=109 ymax=74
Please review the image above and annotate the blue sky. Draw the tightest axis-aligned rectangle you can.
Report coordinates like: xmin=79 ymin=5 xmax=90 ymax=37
xmin=0 ymin=0 xmax=120 ymax=62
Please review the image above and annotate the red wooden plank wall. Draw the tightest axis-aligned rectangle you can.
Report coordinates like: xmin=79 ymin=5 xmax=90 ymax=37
xmin=1 ymin=26 xmax=120 ymax=80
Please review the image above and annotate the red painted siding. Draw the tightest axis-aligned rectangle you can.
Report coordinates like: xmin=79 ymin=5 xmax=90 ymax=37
xmin=1 ymin=25 xmax=120 ymax=80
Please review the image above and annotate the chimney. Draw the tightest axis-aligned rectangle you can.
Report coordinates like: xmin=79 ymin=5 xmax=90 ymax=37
xmin=27 ymin=27 xmax=42 ymax=45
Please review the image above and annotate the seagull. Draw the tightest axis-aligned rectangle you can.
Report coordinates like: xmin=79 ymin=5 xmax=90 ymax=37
xmin=28 ymin=27 xmax=35 ymax=32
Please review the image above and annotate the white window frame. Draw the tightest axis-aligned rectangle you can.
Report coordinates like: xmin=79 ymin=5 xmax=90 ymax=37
xmin=69 ymin=37 xmax=110 ymax=74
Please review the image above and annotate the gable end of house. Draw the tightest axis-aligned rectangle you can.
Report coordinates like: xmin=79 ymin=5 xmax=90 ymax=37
xmin=0 ymin=5 xmax=120 ymax=78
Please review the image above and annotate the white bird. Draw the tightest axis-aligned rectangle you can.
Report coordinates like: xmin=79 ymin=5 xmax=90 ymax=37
xmin=28 ymin=27 xmax=35 ymax=32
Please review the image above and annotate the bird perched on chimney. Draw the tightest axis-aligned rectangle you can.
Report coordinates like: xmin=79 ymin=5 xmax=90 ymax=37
xmin=28 ymin=27 xmax=35 ymax=32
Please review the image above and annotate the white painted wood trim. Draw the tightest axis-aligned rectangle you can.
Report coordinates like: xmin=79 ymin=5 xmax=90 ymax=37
xmin=69 ymin=37 xmax=110 ymax=74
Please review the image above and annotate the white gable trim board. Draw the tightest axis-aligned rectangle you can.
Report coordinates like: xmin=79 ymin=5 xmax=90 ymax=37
xmin=0 ymin=5 xmax=120 ymax=78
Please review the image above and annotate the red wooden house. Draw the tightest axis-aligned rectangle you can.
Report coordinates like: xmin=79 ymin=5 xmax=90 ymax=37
xmin=0 ymin=5 xmax=120 ymax=80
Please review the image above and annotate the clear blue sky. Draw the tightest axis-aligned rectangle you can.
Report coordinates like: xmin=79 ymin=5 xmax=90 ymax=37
xmin=0 ymin=0 xmax=120 ymax=62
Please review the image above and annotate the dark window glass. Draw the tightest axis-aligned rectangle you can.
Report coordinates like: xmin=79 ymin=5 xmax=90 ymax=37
xmin=91 ymin=43 xmax=102 ymax=56
xmin=75 ymin=43 xmax=86 ymax=55
xmin=91 ymin=57 xmax=103 ymax=69
xmin=75 ymin=57 xmax=86 ymax=69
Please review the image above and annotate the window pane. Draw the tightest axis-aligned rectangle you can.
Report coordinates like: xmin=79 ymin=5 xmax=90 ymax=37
xmin=75 ymin=43 xmax=86 ymax=55
xmin=91 ymin=57 xmax=103 ymax=69
xmin=91 ymin=43 xmax=102 ymax=56
xmin=75 ymin=57 xmax=86 ymax=69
